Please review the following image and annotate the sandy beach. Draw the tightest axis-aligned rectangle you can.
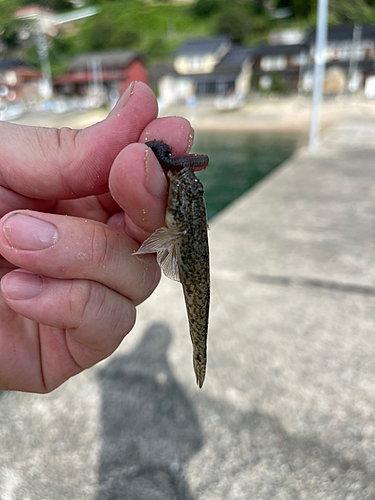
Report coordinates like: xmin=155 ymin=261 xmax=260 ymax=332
xmin=165 ymin=94 xmax=375 ymax=134
xmin=10 ymin=94 xmax=375 ymax=136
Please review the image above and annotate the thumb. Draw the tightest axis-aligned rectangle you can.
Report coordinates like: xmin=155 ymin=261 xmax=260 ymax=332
xmin=0 ymin=82 xmax=158 ymax=200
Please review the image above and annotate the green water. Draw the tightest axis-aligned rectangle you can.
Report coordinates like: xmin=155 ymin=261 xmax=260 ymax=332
xmin=194 ymin=131 xmax=303 ymax=219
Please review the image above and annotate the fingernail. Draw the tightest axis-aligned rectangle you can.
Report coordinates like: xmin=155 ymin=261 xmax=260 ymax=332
xmin=3 ymin=213 xmax=58 ymax=250
xmin=1 ymin=271 xmax=43 ymax=300
xmin=109 ymin=81 xmax=136 ymax=116
xmin=144 ymin=146 xmax=168 ymax=198
xmin=186 ymin=127 xmax=195 ymax=153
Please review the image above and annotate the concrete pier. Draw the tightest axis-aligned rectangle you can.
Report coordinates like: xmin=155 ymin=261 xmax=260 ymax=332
xmin=1 ymin=118 xmax=375 ymax=499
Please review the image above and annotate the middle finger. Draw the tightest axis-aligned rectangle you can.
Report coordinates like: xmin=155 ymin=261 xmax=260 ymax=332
xmin=0 ymin=211 xmax=160 ymax=305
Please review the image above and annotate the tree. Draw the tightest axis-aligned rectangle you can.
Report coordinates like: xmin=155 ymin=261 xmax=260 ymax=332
xmin=192 ymin=0 xmax=221 ymax=18
xmin=292 ymin=0 xmax=316 ymax=18
xmin=216 ymin=3 xmax=253 ymax=43
xmin=329 ymin=0 xmax=374 ymax=22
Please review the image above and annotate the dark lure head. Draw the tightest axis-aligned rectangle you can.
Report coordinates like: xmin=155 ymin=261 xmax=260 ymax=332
xmin=146 ymin=140 xmax=209 ymax=174
xmin=145 ymin=140 xmax=172 ymax=160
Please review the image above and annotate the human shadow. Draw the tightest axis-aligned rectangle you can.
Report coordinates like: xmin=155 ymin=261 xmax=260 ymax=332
xmin=96 ymin=323 xmax=203 ymax=500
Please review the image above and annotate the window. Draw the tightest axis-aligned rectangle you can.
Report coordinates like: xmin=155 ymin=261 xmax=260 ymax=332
xmin=217 ymin=81 xmax=230 ymax=94
xmin=196 ymin=81 xmax=217 ymax=94
xmin=189 ymin=56 xmax=203 ymax=72
xmin=336 ymin=42 xmax=365 ymax=61
xmin=290 ymin=52 xmax=308 ymax=66
xmin=260 ymin=55 xmax=287 ymax=72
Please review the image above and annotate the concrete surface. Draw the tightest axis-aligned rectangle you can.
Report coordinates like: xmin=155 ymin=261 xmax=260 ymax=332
xmin=1 ymin=118 xmax=375 ymax=499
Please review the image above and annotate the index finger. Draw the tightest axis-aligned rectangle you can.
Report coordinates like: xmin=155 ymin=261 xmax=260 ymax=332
xmin=109 ymin=116 xmax=193 ymax=242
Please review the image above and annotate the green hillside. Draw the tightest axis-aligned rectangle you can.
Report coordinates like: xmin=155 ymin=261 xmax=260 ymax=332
xmin=1 ymin=0 xmax=375 ymax=76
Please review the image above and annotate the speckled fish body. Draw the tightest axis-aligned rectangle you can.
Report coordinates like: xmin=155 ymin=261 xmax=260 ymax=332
xmin=134 ymin=141 xmax=210 ymax=387
xmin=167 ymin=167 xmax=210 ymax=387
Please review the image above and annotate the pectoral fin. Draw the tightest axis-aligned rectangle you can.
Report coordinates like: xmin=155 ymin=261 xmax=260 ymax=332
xmin=134 ymin=227 xmax=182 ymax=282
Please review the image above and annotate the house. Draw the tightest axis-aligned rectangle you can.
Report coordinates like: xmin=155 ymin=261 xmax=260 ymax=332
xmin=251 ymin=43 xmax=309 ymax=92
xmin=53 ymin=50 xmax=148 ymax=98
xmin=306 ymin=24 xmax=375 ymax=62
xmin=0 ymin=59 xmax=42 ymax=103
xmin=158 ymin=24 xmax=375 ymax=103
xmin=157 ymin=36 xmax=253 ymax=104
xmin=252 ymin=24 xmax=375 ymax=94
xmin=305 ymin=24 xmax=375 ymax=93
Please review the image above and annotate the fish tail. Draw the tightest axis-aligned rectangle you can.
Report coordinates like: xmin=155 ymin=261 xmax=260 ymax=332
xmin=183 ymin=279 xmax=209 ymax=389
xmin=193 ymin=345 xmax=206 ymax=388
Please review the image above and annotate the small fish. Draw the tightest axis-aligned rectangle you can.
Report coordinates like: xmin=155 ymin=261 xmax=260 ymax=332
xmin=134 ymin=140 xmax=210 ymax=388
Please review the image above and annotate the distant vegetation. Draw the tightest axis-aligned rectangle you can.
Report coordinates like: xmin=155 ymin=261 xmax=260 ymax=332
xmin=1 ymin=0 xmax=375 ymax=75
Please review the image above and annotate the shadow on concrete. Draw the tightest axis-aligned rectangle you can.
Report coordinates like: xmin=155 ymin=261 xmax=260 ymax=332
xmin=96 ymin=323 xmax=203 ymax=500
xmin=94 ymin=324 xmax=372 ymax=498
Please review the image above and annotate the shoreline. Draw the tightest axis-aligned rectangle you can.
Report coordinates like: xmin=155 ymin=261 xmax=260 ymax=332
xmin=10 ymin=94 xmax=375 ymax=134
xmin=163 ymin=94 xmax=375 ymax=134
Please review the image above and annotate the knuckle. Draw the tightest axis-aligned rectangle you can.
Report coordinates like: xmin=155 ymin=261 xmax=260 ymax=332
xmin=66 ymin=280 xmax=97 ymax=327
xmin=34 ymin=127 xmax=81 ymax=195
xmin=88 ymin=223 xmax=113 ymax=269
xmin=50 ymin=127 xmax=79 ymax=166
xmin=55 ymin=127 xmax=79 ymax=150
xmin=52 ymin=128 xmax=84 ymax=192
xmin=132 ymin=254 xmax=161 ymax=305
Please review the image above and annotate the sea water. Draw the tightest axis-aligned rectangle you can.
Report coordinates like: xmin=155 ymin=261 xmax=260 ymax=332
xmin=194 ymin=131 xmax=303 ymax=219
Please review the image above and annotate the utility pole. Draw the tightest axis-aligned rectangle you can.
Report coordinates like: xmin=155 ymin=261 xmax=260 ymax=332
xmin=348 ymin=24 xmax=362 ymax=93
xmin=15 ymin=6 xmax=100 ymax=100
xmin=308 ymin=0 xmax=329 ymax=150
xmin=35 ymin=20 xmax=53 ymax=99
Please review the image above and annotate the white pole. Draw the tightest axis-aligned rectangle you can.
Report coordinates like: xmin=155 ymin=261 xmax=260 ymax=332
xmin=348 ymin=24 xmax=362 ymax=92
xmin=35 ymin=19 xmax=53 ymax=99
xmin=298 ymin=50 xmax=307 ymax=94
xmin=308 ymin=0 xmax=329 ymax=150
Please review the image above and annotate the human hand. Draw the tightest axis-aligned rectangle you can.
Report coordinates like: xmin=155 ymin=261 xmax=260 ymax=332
xmin=0 ymin=82 xmax=193 ymax=392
